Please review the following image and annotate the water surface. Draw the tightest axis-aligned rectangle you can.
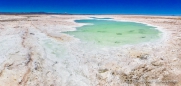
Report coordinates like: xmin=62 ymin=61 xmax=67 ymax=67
xmin=64 ymin=18 xmax=161 ymax=47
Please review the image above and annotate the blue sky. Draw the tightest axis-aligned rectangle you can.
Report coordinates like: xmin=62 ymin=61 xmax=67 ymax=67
xmin=0 ymin=0 xmax=181 ymax=15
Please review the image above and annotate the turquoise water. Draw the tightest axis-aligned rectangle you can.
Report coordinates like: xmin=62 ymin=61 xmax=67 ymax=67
xmin=64 ymin=18 xmax=161 ymax=47
xmin=90 ymin=17 xmax=113 ymax=19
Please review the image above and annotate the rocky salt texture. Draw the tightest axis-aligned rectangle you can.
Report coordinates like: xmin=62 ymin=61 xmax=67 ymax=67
xmin=0 ymin=15 xmax=181 ymax=86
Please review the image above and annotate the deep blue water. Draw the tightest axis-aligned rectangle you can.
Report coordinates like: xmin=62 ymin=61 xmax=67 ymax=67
xmin=0 ymin=0 xmax=181 ymax=15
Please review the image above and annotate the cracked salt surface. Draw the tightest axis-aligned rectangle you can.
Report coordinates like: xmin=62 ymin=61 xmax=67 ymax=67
xmin=0 ymin=15 xmax=180 ymax=86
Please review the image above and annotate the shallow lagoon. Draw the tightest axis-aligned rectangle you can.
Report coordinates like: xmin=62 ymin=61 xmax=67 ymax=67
xmin=65 ymin=18 xmax=161 ymax=47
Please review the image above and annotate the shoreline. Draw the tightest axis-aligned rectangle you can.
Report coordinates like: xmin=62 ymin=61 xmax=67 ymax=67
xmin=111 ymin=18 xmax=168 ymax=45
xmin=70 ymin=16 xmax=168 ymax=47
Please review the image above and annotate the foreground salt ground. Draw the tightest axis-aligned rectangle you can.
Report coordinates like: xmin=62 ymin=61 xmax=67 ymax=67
xmin=0 ymin=15 xmax=181 ymax=86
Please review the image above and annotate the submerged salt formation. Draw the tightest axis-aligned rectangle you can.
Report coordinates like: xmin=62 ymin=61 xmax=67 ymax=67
xmin=65 ymin=18 xmax=161 ymax=47
xmin=0 ymin=15 xmax=180 ymax=86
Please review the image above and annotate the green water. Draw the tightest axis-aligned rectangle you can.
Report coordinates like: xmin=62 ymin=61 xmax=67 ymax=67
xmin=64 ymin=18 xmax=161 ymax=46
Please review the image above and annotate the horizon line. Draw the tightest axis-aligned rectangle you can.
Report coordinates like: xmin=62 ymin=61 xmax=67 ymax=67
xmin=0 ymin=12 xmax=180 ymax=16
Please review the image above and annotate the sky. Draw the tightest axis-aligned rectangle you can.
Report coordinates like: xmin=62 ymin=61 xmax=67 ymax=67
xmin=0 ymin=0 xmax=181 ymax=15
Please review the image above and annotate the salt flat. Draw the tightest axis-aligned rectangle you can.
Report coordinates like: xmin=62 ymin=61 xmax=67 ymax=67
xmin=0 ymin=15 xmax=180 ymax=86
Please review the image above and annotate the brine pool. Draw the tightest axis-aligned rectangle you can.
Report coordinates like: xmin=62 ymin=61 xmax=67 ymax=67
xmin=64 ymin=18 xmax=162 ymax=47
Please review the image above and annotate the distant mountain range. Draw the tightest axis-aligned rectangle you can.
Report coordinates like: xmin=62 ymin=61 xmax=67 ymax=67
xmin=0 ymin=12 xmax=178 ymax=16
xmin=0 ymin=12 xmax=144 ymax=15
